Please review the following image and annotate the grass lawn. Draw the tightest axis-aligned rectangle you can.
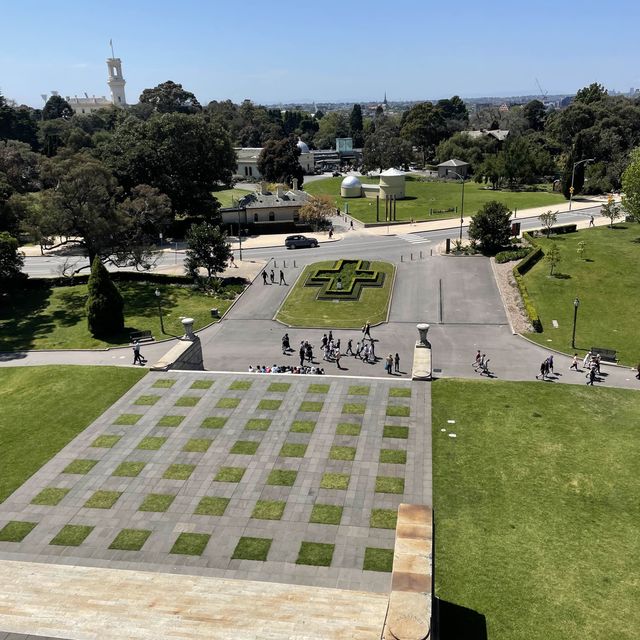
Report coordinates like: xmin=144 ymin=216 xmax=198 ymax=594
xmin=109 ymin=529 xmax=151 ymax=551
xmin=84 ymin=490 xmax=122 ymax=509
xmin=363 ymin=547 xmax=394 ymax=572
xmin=212 ymin=185 xmax=253 ymax=208
xmin=252 ymin=500 xmax=286 ymax=520
xmin=194 ymin=496 xmax=230 ymax=516
xmin=0 ymin=281 xmax=243 ymax=350
xmin=310 ymin=504 xmax=343 ymax=525
xmin=138 ymin=493 xmax=175 ymax=512
xmin=214 ymin=466 xmax=246 ymax=482
xmin=304 ymin=176 xmax=565 ymax=224
xmin=275 ymin=260 xmax=395 ymax=328
xmin=112 ymin=461 xmax=146 ymax=477
xmin=296 ymin=541 xmax=334 ymax=566
xmin=523 ymin=225 xmax=640 ymax=364
xmin=320 ymin=473 xmax=350 ymax=490
xmin=170 ymin=532 xmax=210 ymax=556
xmin=432 ymin=379 xmax=640 ymax=640
xmin=336 ymin=422 xmax=361 ymax=436
xmin=232 ymin=536 xmax=272 ymax=561
xmin=370 ymin=508 xmax=397 ymax=529
xmin=0 ymin=521 xmax=37 ymax=542
xmin=50 ymin=524 xmax=93 ymax=546
xmin=0 ymin=366 xmax=145 ymax=503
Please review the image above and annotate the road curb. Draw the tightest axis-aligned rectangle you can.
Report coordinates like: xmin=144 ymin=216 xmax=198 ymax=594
xmin=489 ymin=257 xmax=517 ymax=335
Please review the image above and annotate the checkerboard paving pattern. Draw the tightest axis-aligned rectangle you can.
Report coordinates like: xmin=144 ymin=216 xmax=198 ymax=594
xmin=0 ymin=373 xmax=431 ymax=594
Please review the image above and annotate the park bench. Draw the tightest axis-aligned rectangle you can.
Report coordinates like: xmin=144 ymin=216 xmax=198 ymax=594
xmin=130 ymin=330 xmax=154 ymax=343
xmin=591 ymin=347 xmax=617 ymax=363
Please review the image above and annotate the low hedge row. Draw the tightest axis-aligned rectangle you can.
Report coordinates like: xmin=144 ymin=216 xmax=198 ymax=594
xmin=305 ymin=259 xmax=385 ymax=301
xmin=512 ymin=234 xmax=544 ymax=332
xmin=495 ymin=248 xmax=530 ymax=263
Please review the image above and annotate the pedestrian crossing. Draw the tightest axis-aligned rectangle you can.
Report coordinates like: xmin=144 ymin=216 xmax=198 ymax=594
xmin=397 ymin=233 xmax=431 ymax=244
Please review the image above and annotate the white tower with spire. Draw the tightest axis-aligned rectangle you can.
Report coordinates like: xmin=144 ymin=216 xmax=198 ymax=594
xmin=106 ymin=44 xmax=126 ymax=106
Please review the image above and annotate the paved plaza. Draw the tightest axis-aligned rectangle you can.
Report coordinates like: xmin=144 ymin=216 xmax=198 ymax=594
xmin=0 ymin=371 xmax=431 ymax=594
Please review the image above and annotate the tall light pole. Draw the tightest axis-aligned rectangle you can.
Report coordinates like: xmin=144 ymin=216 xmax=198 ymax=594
xmin=571 ymin=297 xmax=580 ymax=349
xmin=449 ymin=171 xmax=466 ymax=241
xmin=237 ymin=207 xmax=245 ymax=261
xmin=155 ymin=288 xmax=165 ymax=335
xmin=569 ymin=158 xmax=595 ymax=211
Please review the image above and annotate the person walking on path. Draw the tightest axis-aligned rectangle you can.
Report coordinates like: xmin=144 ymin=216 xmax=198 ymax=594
xmin=350 ymin=220 xmax=354 ymax=230
xmin=335 ymin=350 xmax=342 ymax=369
xmin=299 ymin=343 xmax=305 ymax=367
xmin=394 ymin=353 xmax=400 ymax=373
xmin=282 ymin=334 xmax=290 ymax=354
xmin=229 ymin=254 xmax=237 ymax=268
xmin=369 ymin=338 xmax=376 ymax=360
xmin=636 ymin=363 xmax=640 ymax=380
xmin=262 ymin=270 xmax=268 ymax=285
xmin=570 ymin=354 xmax=579 ymax=371
xmin=473 ymin=350 xmax=482 ymax=370
xmin=583 ymin=351 xmax=592 ymax=369
xmin=279 ymin=270 xmax=287 ymax=285
xmin=329 ymin=228 xmax=333 ymax=239
xmin=346 ymin=339 xmax=353 ymax=356
xmin=536 ymin=360 xmax=547 ymax=380
xmin=355 ymin=341 xmax=361 ymax=358
xmin=587 ymin=366 xmax=597 ymax=385
xmin=328 ymin=330 xmax=333 ymax=344
xmin=363 ymin=322 xmax=371 ymax=339
xmin=547 ymin=355 xmax=554 ymax=374
xmin=269 ymin=269 xmax=275 ymax=284
xmin=589 ymin=215 xmax=595 ymax=227
xmin=385 ymin=354 xmax=393 ymax=375
xmin=132 ymin=340 xmax=145 ymax=366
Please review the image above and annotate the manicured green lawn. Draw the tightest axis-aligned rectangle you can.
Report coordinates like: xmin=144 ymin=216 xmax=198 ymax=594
xmin=212 ymin=186 xmax=253 ymax=208
xmin=370 ymin=508 xmax=397 ymax=529
xmin=310 ymin=504 xmax=343 ymax=525
xmin=432 ymin=379 xmax=640 ymax=640
xmin=170 ymin=532 xmax=210 ymax=556
xmin=0 ymin=281 xmax=243 ymax=350
xmin=275 ymin=260 xmax=395 ymax=328
xmin=523 ymin=225 xmax=640 ymax=364
xmin=109 ymin=528 xmax=151 ymax=551
xmin=138 ymin=493 xmax=175 ymax=512
xmin=84 ymin=490 xmax=122 ymax=509
xmin=252 ymin=500 xmax=286 ymax=520
xmin=112 ymin=461 xmax=146 ymax=477
xmin=363 ymin=547 xmax=394 ymax=572
xmin=304 ymin=176 xmax=564 ymax=224
xmin=50 ymin=524 xmax=93 ymax=546
xmin=0 ymin=520 xmax=37 ymax=542
xmin=232 ymin=536 xmax=272 ymax=561
xmin=194 ymin=496 xmax=230 ymax=516
xmin=0 ymin=366 xmax=145 ymax=503
xmin=296 ymin=541 xmax=334 ymax=566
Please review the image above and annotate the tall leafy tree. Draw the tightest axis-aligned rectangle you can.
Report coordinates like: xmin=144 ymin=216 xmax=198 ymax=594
xmin=622 ymin=147 xmax=640 ymax=222
xmin=575 ymin=82 xmax=608 ymax=105
xmin=85 ymin=256 xmax=124 ymax=337
xmin=349 ymin=104 xmax=364 ymax=147
xmin=139 ymin=81 xmax=201 ymax=113
xmin=468 ymin=200 xmax=512 ymax=254
xmin=185 ymin=222 xmax=232 ymax=281
xmin=257 ymin=137 xmax=304 ymax=187
xmin=400 ymin=102 xmax=446 ymax=162
xmin=42 ymin=95 xmax=73 ymax=120
xmin=0 ymin=231 xmax=26 ymax=289
xmin=523 ymin=100 xmax=547 ymax=131
xmin=363 ymin=121 xmax=412 ymax=171
xmin=0 ymin=93 xmax=39 ymax=148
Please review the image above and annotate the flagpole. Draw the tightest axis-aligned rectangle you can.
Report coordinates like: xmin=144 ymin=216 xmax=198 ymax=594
xmin=110 ymin=39 xmax=115 ymax=58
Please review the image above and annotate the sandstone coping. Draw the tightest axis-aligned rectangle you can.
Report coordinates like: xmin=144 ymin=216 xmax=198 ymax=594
xmin=411 ymin=344 xmax=432 ymax=380
xmin=150 ymin=336 xmax=203 ymax=371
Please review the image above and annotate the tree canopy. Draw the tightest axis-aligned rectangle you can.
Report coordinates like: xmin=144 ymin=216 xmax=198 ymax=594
xmin=139 ymin=81 xmax=201 ymax=114
xmin=257 ymin=137 xmax=304 ymax=187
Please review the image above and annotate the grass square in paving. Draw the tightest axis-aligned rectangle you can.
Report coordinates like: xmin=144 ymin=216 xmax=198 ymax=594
xmin=389 ymin=387 xmax=411 ymax=398
xmin=383 ymin=425 xmax=409 ymax=439
xmin=252 ymin=500 xmax=286 ymax=520
xmin=190 ymin=379 xmax=213 ymax=390
xmin=216 ymin=397 xmax=241 ymax=409
xmin=343 ymin=403 xmax=366 ymax=415
xmin=380 ymin=449 xmax=407 ymax=464
xmin=183 ymin=438 xmax=212 ymax=453
xmin=320 ymin=473 xmax=350 ymax=490
xmin=386 ymin=404 xmax=410 ymax=417
xmin=91 ymin=435 xmax=121 ymax=448
xmin=307 ymin=383 xmax=330 ymax=394
xmin=290 ymin=420 xmax=316 ymax=433
xmin=348 ymin=385 xmax=370 ymax=396
xmin=112 ymin=461 xmax=146 ymax=477
xmin=194 ymin=496 xmax=230 ymax=516
xmin=134 ymin=395 xmax=161 ymax=406
xmin=138 ymin=493 xmax=175 ymax=512
xmin=215 ymin=467 xmax=246 ymax=482
xmin=108 ymin=528 xmax=151 ymax=551
xmin=163 ymin=464 xmax=196 ymax=480
xmin=329 ymin=446 xmax=356 ymax=461
xmin=267 ymin=469 xmax=297 ymax=486
xmin=370 ymin=509 xmax=398 ymax=529
xmin=201 ymin=416 xmax=227 ymax=429
xmin=232 ymin=536 xmax=272 ymax=561
xmin=336 ymin=422 xmax=361 ymax=436
xmin=230 ymin=440 xmax=260 ymax=455
xmin=268 ymin=382 xmax=291 ymax=392
xmin=229 ymin=380 xmax=253 ymax=390
xmin=375 ymin=476 xmax=405 ymax=494
xmin=50 ymin=524 xmax=93 ymax=546
xmin=114 ymin=413 xmax=143 ymax=425
xmin=152 ymin=379 xmax=176 ymax=389
xmin=296 ymin=541 xmax=334 ymax=566
xmin=63 ymin=459 xmax=98 ymax=474
xmin=363 ymin=547 xmax=393 ymax=572
xmin=299 ymin=401 xmax=323 ymax=412
xmin=258 ymin=399 xmax=282 ymax=410
xmin=136 ymin=436 xmax=167 ymax=450
xmin=170 ymin=532 xmax=210 ymax=556
xmin=245 ymin=418 xmax=272 ymax=431
xmin=0 ymin=521 xmax=37 ymax=542
xmin=31 ymin=487 xmax=70 ymax=506
xmin=279 ymin=443 xmax=307 ymax=457
xmin=84 ymin=490 xmax=122 ymax=509
xmin=157 ymin=415 xmax=185 ymax=427
xmin=174 ymin=395 xmax=200 ymax=407
xmin=310 ymin=504 xmax=343 ymax=525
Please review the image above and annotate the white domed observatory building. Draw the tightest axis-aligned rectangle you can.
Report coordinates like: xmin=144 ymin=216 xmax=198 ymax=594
xmin=340 ymin=169 xmax=406 ymax=200
xmin=296 ymin=138 xmax=315 ymax=174
xmin=340 ymin=175 xmax=362 ymax=198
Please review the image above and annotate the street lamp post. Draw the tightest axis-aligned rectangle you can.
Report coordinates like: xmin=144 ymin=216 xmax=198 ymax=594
xmin=237 ymin=207 xmax=245 ymax=261
xmin=155 ymin=288 xmax=165 ymax=335
xmin=449 ymin=171 xmax=466 ymax=241
xmin=569 ymin=158 xmax=595 ymax=211
xmin=571 ymin=297 xmax=580 ymax=349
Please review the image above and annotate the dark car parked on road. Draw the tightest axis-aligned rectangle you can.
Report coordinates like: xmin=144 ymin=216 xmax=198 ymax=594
xmin=285 ymin=235 xmax=319 ymax=249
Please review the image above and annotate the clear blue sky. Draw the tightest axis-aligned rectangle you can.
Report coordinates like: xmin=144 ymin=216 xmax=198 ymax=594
xmin=2 ymin=0 xmax=640 ymax=108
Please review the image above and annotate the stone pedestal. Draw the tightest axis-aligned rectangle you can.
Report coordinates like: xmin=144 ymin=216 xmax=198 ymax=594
xmin=412 ymin=324 xmax=432 ymax=380
xmin=181 ymin=317 xmax=195 ymax=341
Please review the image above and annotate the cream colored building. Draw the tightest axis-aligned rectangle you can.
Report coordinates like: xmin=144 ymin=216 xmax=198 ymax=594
xmin=233 ymin=139 xmax=315 ymax=180
xmin=340 ymin=170 xmax=406 ymax=199
xmin=64 ymin=57 xmax=127 ymax=115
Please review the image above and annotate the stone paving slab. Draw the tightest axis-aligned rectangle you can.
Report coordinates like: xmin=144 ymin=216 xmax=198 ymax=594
xmin=0 ymin=371 xmax=431 ymax=595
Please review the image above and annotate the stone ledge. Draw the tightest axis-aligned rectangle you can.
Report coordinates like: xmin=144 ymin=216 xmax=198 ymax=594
xmin=150 ymin=338 xmax=203 ymax=371
xmin=411 ymin=344 xmax=431 ymax=381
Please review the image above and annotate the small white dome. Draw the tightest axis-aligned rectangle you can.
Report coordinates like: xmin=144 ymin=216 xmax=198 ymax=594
xmin=341 ymin=176 xmax=362 ymax=189
xmin=296 ymin=139 xmax=310 ymax=154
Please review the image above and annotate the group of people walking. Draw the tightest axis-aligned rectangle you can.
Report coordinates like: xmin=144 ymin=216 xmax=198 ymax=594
xmin=262 ymin=269 xmax=287 ymax=285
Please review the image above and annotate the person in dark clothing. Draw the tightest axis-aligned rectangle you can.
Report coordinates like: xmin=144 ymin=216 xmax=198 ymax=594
xmin=346 ymin=339 xmax=353 ymax=355
xmin=262 ymin=271 xmax=268 ymax=285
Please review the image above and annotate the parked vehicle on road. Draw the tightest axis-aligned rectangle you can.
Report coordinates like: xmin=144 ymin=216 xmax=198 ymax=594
xmin=285 ymin=235 xmax=319 ymax=249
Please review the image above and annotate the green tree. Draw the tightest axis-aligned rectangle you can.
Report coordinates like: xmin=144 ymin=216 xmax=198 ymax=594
xmin=349 ymin=104 xmax=364 ymax=147
xmin=0 ymin=231 xmax=26 ymax=289
xmin=538 ymin=210 xmax=557 ymax=237
xmin=0 ymin=93 xmax=39 ymax=148
xmin=314 ymin=111 xmax=349 ymax=149
xmin=400 ymin=102 xmax=446 ymax=163
xmin=185 ymin=222 xmax=232 ymax=281
xmin=298 ymin=195 xmax=333 ymax=230
xmin=139 ymin=81 xmax=201 ymax=114
xmin=600 ymin=195 xmax=622 ymax=228
xmin=42 ymin=95 xmax=73 ymax=120
xmin=621 ymin=147 xmax=640 ymax=222
xmin=545 ymin=242 xmax=561 ymax=275
xmin=575 ymin=82 xmax=608 ymax=105
xmin=523 ymin=99 xmax=547 ymax=131
xmin=362 ymin=121 xmax=412 ymax=172
xmin=85 ymin=256 xmax=124 ymax=337
xmin=257 ymin=137 xmax=304 ymax=187
xmin=467 ymin=200 xmax=512 ymax=254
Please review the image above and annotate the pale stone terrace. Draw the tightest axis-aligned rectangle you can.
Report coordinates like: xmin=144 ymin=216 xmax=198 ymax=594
xmin=0 ymin=371 xmax=431 ymax=594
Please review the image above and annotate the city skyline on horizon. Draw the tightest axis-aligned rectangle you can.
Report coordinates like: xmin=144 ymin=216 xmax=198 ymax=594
xmin=2 ymin=0 xmax=640 ymax=109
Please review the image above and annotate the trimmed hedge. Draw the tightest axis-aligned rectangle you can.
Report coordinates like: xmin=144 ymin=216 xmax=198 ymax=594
xmin=495 ymin=248 xmax=530 ymax=263
xmin=512 ymin=234 xmax=544 ymax=332
xmin=305 ymin=259 xmax=385 ymax=301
